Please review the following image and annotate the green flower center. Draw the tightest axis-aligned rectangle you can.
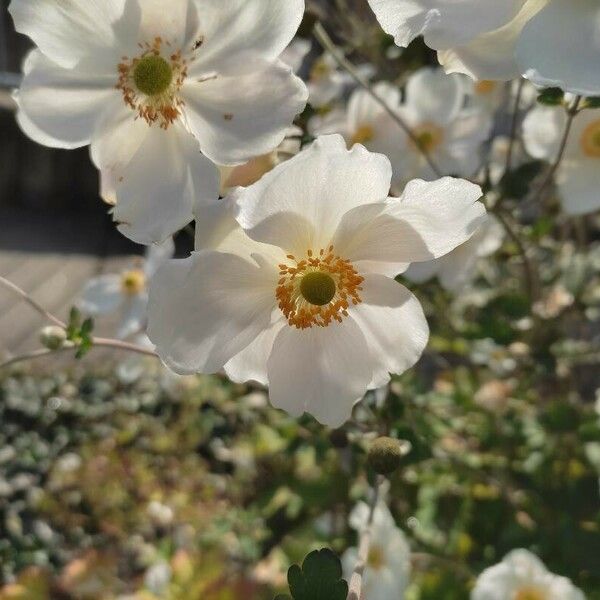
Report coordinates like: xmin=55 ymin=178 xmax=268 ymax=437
xmin=133 ymin=55 xmax=173 ymax=96
xmin=300 ymin=271 xmax=336 ymax=306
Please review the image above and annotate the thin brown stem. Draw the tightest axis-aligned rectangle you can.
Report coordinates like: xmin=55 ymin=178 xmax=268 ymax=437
xmin=529 ymin=95 xmax=582 ymax=205
xmin=313 ymin=22 xmax=443 ymax=178
xmin=347 ymin=475 xmax=383 ymax=600
xmin=0 ymin=275 xmax=66 ymax=328
xmin=504 ymin=78 xmax=525 ymax=178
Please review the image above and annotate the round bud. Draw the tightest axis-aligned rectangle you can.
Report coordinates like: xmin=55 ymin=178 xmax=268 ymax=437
xmin=367 ymin=437 xmax=411 ymax=475
xmin=39 ymin=326 xmax=67 ymax=351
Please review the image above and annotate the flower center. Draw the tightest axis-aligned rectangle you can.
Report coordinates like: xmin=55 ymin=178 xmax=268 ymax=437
xmin=581 ymin=120 xmax=600 ymax=157
xmin=277 ymin=246 xmax=364 ymax=329
xmin=514 ymin=587 xmax=546 ymax=600
xmin=351 ymin=124 xmax=375 ymax=146
xmin=300 ymin=271 xmax=337 ymax=306
xmin=121 ymin=269 xmax=146 ymax=295
xmin=117 ymin=37 xmax=188 ymax=129
xmin=133 ymin=54 xmax=173 ymax=96
xmin=412 ymin=122 xmax=444 ymax=153
xmin=310 ymin=58 xmax=331 ymax=82
xmin=367 ymin=546 xmax=385 ymax=571
xmin=475 ymin=80 xmax=497 ymax=95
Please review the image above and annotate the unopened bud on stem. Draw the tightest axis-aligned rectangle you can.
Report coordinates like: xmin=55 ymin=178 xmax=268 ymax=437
xmin=367 ymin=437 xmax=411 ymax=475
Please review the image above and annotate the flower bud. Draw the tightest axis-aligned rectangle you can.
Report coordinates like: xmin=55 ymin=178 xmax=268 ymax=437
xmin=39 ymin=326 xmax=67 ymax=351
xmin=367 ymin=437 xmax=411 ymax=475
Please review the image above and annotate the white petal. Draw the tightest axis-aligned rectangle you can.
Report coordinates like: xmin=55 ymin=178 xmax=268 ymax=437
xmin=188 ymin=0 xmax=304 ymax=76
xmin=148 ymin=250 xmax=279 ymax=375
xmin=522 ymin=105 xmax=565 ymax=161
xmin=114 ymin=124 xmax=219 ymax=245
xmin=135 ymin=0 xmax=199 ymax=50
xmin=350 ymin=275 xmax=428 ymax=388
xmin=439 ymin=0 xmax=544 ymax=81
xmin=116 ymin=294 xmax=147 ymax=339
xmin=517 ymin=0 xmax=600 ymax=95
xmin=266 ymin=318 xmax=373 ymax=427
xmin=79 ymin=274 xmax=123 ymax=315
xmin=367 ymin=0 xmax=525 ymax=49
xmin=181 ymin=60 xmax=307 ymax=166
xmin=224 ymin=317 xmax=285 ymax=386
xmin=234 ymin=135 xmax=393 ymax=255
xmin=403 ymin=260 xmax=440 ymax=284
xmin=405 ymin=68 xmax=464 ymax=125
xmin=558 ymin=160 xmax=600 ymax=216
xmin=280 ymin=38 xmax=312 ymax=73
xmin=16 ymin=50 xmax=117 ymax=148
xmin=332 ymin=177 xmax=485 ymax=274
xmin=9 ymin=0 xmax=126 ymax=68
xmin=144 ymin=238 xmax=176 ymax=277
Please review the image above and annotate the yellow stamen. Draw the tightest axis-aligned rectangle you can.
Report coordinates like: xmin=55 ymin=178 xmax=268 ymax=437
xmin=367 ymin=546 xmax=385 ymax=571
xmin=411 ymin=122 xmax=444 ymax=153
xmin=121 ymin=269 xmax=146 ymax=295
xmin=351 ymin=124 xmax=375 ymax=146
xmin=475 ymin=80 xmax=497 ymax=95
xmin=580 ymin=120 xmax=600 ymax=158
xmin=276 ymin=246 xmax=364 ymax=329
xmin=514 ymin=587 xmax=546 ymax=600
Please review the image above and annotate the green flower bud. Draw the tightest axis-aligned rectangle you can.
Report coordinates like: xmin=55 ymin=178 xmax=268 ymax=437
xmin=367 ymin=437 xmax=411 ymax=475
xmin=39 ymin=326 xmax=68 ymax=350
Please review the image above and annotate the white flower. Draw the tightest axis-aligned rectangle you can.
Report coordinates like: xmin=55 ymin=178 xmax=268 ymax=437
xmin=147 ymin=135 xmax=485 ymax=426
xmin=395 ymin=68 xmax=493 ymax=181
xmin=309 ymin=82 xmax=406 ymax=184
xmin=471 ymin=549 xmax=586 ymax=600
xmin=523 ymin=106 xmax=600 ymax=215
xmin=342 ymin=501 xmax=410 ymax=600
xmin=10 ymin=0 xmax=308 ymax=244
xmin=404 ymin=215 xmax=505 ymax=292
xmin=367 ymin=0 xmax=600 ymax=95
xmin=280 ymin=38 xmax=312 ymax=73
xmin=79 ymin=238 xmax=174 ymax=339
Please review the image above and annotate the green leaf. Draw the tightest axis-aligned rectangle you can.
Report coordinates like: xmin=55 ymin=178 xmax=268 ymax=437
xmin=584 ymin=96 xmax=600 ymax=109
xmin=66 ymin=307 xmax=82 ymax=340
xmin=279 ymin=549 xmax=348 ymax=600
xmin=537 ymin=87 xmax=564 ymax=106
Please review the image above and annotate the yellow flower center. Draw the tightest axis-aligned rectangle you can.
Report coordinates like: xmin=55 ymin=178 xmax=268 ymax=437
xmin=117 ymin=37 xmax=188 ymax=129
xmin=475 ymin=80 xmax=497 ymax=95
xmin=412 ymin=122 xmax=444 ymax=153
xmin=133 ymin=54 xmax=173 ymax=96
xmin=277 ymin=246 xmax=364 ymax=329
xmin=351 ymin=124 xmax=375 ymax=146
xmin=310 ymin=58 xmax=331 ymax=82
xmin=514 ymin=587 xmax=546 ymax=600
xmin=367 ymin=546 xmax=385 ymax=571
xmin=580 ymin=120 xmax=600 ymax=158
xmin=121 ymin=269 xmax=146 ymax=295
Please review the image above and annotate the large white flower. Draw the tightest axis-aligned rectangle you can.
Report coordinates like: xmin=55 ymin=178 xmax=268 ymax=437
xmin=523 ymin=105 xmax=600 ymax=215
xmin=79 ymin=238 xmax=174 ymax=339
xmin=404 ymin=215 xmax=505 ymax=292
xmin=147 ymin=135 xmax=485 ymax=426
xmin=10 ymin=0 xmax=308 ymax=244
xmin=342 ymin=501 xmax=411 ymax=600
xmin=367 ymin=0 xmax=600 ymax=95
xmin=395 ymin=68 xmax=492 ymax=181
xmin=471 ymin=549 xmax=586 ymax=600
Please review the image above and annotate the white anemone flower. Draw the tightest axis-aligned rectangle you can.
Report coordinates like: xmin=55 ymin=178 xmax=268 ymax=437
xmin=471 ymin=549 xmax=585 ymax=600
xmin=342 ymin=501 xmax=411 ymax=600
xmin=367 ymin=0 xmax=600 ymax=95
xmin=404 ymin=216 xmax=505 ymax=292
xmin=10 ymin=0 xmax=308 ymax=244
xmin=523 ymin=105 xmax=600 ymax=215
xmin=309 ymin=83 xmax=406 ymax=184
xmin=147 ymin=135 xmax=485 ymax=426
xmin=396 ymin=68 xmax=493 ymax=181
xmin=79 ymin=238 xmax=174 ymax=340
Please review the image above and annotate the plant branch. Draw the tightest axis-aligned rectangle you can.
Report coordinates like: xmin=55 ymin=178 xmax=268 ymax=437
xmin=313 ymin=22 xmax=443 ymax=178
xmin=347 ymin=475 xmax=383 ymax=600
xmin=529 ymin=95 xmax=582 ymax=205
xmin=504 ymin=78 xmax=525 ymax=178
xmin=0 ymin=275 xmax=66 ymax=328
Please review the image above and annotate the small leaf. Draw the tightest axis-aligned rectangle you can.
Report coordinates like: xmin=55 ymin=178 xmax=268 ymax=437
xmin=81 ymin=317 xmax=94 ymax=337
xmin=66 ymin=307 xmax=82 ymax=340
xmin=537 ymin=87 xmax=564 ymax=106
xmin=281 ymin=549 xmax=348 ymax=600
xmin=584 ymin=96 xmax=600 ymax=109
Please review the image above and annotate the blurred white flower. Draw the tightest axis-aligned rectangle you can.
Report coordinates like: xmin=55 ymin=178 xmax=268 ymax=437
xmin=280 ymin=38 xmax=312 ymax=73
xmin=10 ymin=0 xmax=307 ymax=244
xmin=395 ymin=68 xmax=493 ymax=181
xmin=342 ymin=501 xmax=410 ymax=599
xmin=470 ymin=339 xmax=517 ymax=376
xmin=79 ymin=238 xmax=174 ymax=339
xmin=367 ymin=0 xmax=600 ymax=95
xmin=144 ymin=561 xmax=172 ymax=595
xmin=523 ymin=106 xmax=600 ymax=215
xmin=471 ymin=549 xmax=585 ymax=600
xmin=404 ymin=215 xmax=505 ymax=292
xmin=147 ymin=135 xmax=485 ymax=426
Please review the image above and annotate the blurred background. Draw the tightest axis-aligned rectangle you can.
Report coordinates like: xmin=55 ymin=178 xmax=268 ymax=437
xmin=0 ymin=1 xmax=599 ymax=599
